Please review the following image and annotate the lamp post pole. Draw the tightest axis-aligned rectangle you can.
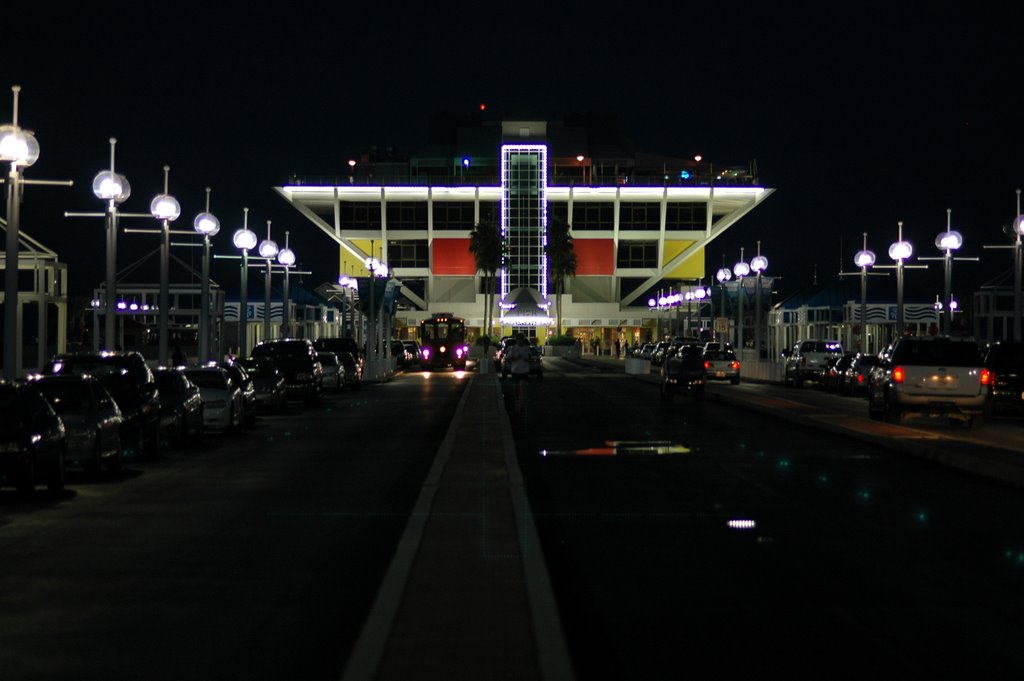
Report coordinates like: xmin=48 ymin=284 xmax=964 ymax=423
xmin=889 ymin=221 xmax=913 ymax=338
xmin=1 ymin=86 xmax=39 ymax=378
xmin=733 ymin=249 xmax=750 ymax=355
xmin=750 ymin=242 xmax=768 ymax=359
xmin=854 ymin=234 xmax=876 ymax=352
xmin=716 ymin=264 xmax=731 ymax=344
xmin=64 ymin=139 xmax=132 ymax=353
xmin=148 ymin=166 xmax=183 ymax=365
xmin=1015 ymin=190 xmax=1022 ymax=341
xmin=258 ymin=221 xmax=279 ymax=344
xmin=192 ymin=188 xmax=221 ymax=362
xmin=278 ymin=232 xmax=296 ymax=338
xmin=233 ymin=208 xmax=256 ymax=357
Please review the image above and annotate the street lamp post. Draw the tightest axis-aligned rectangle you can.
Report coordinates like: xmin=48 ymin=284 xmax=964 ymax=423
xmin=854 ymin=234 xmax=877 ymax=351
xmin=750 ymin=242 xmax=768 ymax=359
xmin=1 ymin=85 xmax=40 ymax=379
xmin=148 ymin=167 xmax=182 ymax=365
xmin=70 ymin=138 xmax=132 ymax=353
xmin=192 ymin=188 xmax=220 ymax=362
xmin=258 ymin=221 xmax=279 ymax=343
xmin=716 ymin=265 xmax=732 ymax=344
xmin=982 ymin=190 xmax=1024 ymax=341
xmin=278 ymin=231 xmax=296 ymax=338
xmin=1016 ymin=191 xmax=1024 ymax=341
xmin=232 ymin=208 xmax=256 ymax=357
xmin=888 ymin=221 xmax=914 ymax=338
xmin=733 ymin=249 xmax=750 ymax=355
xmin=694 ymin=285 xmax=708 ymax=338
xmin=363 ymin=241 xmax=389 ymax=381
xmin=688 ymin=288 xmax=696 ymax=337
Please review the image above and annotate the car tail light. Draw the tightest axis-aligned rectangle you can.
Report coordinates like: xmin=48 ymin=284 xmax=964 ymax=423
xmin=857 ymin=374 xmax=865 ymax=384
xmin=704 ymin=361 xmax=711 ymax=369
xmin=981 ymin=369 xmax=991 ymax=386
xmin=731 ymin=361 xmax=740 ymax=370
xmin=892 ymin=366 xmax=905 ymax=383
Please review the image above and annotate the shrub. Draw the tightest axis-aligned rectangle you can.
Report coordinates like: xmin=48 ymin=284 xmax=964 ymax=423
xmin=546 ymin=334 xmax=577 ymax=346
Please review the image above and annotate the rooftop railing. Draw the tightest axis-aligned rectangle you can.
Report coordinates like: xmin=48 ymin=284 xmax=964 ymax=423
xmin=283 ymin=171 xmax=761 ymax=189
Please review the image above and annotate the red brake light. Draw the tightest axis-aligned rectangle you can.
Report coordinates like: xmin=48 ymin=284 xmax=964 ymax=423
xmin=704 ymin=361 xmax=710 ymax=369
xmin=981 ymin=369 xmax=991 ymax=386
xmin=893 ymin=366 xmax=905 ymax=383
xmin=731 ymin=361 xmax=740 ymax=370
xmin=857 ymin=374 xmax=865 ymax=384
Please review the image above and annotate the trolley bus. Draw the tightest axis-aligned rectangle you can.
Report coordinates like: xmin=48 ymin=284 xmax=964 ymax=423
xmin=419 ymin=313 xmax=469 ymax=371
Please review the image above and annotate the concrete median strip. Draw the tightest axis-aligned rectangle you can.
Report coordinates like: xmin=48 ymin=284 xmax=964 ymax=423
xmin=340 ymin=373 xmax=574 ymax=681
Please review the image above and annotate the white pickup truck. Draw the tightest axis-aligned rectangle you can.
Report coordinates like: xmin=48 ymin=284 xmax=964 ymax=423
xmin=867 ymin=337 xmax=989 ymax=428
xmin=784 ymin=339 xmax=844 ymax=386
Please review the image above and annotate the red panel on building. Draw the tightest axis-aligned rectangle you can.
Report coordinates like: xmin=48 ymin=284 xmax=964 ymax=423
xmin=574 ymin=239 xmax=614 ymax=275
xmin=433 ymin=238 xmax=477 ymax=275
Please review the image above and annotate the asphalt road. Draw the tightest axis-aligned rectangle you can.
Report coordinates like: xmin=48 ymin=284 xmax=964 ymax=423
xmin=0 ymin=373 xmax=468 ymax=681
xmin=510 ymin=357 xmax=1024 ymax=680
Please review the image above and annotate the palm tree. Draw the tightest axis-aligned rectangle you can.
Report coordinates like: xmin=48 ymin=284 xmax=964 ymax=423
xmin=545 ymin=213 xmax=577 ymax=336
xmin=468 ymin=218 xmax=502 ymax=340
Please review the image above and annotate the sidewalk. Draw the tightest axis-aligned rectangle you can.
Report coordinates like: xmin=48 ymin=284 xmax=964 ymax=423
xmin=341 ymin=372 xmax=574 ymax=681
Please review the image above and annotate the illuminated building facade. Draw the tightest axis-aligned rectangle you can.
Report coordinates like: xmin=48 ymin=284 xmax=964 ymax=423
xmin=276 ymin=115 xmax=774 ymax=346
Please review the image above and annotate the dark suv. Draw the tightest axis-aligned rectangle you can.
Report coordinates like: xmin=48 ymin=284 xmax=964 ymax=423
xmin=984 ymin=340 xmax=1024 ymax=416
xmin=42 ymin=351 xmax=161 ymax=457
xmin=251 ymin=339 xmax=323 ymax=404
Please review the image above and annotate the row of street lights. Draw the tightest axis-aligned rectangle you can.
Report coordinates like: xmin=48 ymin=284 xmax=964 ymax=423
xmin=1 ymin=85 xmax=307 ymax=378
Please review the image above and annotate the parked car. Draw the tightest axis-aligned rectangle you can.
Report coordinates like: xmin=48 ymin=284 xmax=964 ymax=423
xmin=703 ymin=349 xmax=740 ymax=384
xmin=390 ymin=340 xmax=413 ymax=369
xmin=219 ymin=360 xmax=256 ymax=425
xmin=237 ymin=357 xmax=288 ymax=413
xmin=182 ymin=366 xmax=244 ymax=433
xmin=867 ymin=337 xmax=988 ymax=427
xmin=660 ymin=344 xmax=706 ymax=401
xmin=32 ymin=374 xmax=124 ymax=472
xmin=784 ymin=339 xmax=844 ymax=387
xmin=317 ymin=351 xmax=346 ymax=391
xmin=824 ymin=352 xmax=857 ymax=393
xmin=844 ymin=353 xmax=880 ymax=397
xmin=0 ymin=380 xmax=66 ymax=494
xmin=153 ymin=367 xmax=204 ymax=446
xmin=402 ymin=340 xmax=421 ymax=368
xmin=983 ymin=340 xmax=1024 ymax=416
xmin=638 ymin=343 xmax=655 ymax=361
xmin=493 ymin=336 xmax=516 ymax=371
xmin=703 ymin=341 xmax=733 ymax=356
xmin=251 ymin=339 xmax=323 ymax=404
xmin=501 ymin=345 xmax=543 ymax=379
xmin=313 ymin=337 xmax=363 ymax=373
xmin=650 ymin=341 xmax=673 ymax=366
xmin=42 ymin=351 xmax=161 ymax=458
xmin=336 ymin=351 xmax=363 ymax=390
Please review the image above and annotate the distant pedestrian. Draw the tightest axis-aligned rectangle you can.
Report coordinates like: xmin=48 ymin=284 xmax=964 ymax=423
xmin=614 ymin=339 xmax=621 ymax=358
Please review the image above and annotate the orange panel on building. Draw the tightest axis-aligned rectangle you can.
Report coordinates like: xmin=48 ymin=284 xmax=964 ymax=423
xmin=432 ymin=238 xmax=477 ymax=275
xmin=574 ymin=239 xmax=614 ymax=275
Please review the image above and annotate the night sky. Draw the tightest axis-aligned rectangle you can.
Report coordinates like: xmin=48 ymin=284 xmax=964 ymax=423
xmin=3 ymin=9 xmax=1021 ymax=307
